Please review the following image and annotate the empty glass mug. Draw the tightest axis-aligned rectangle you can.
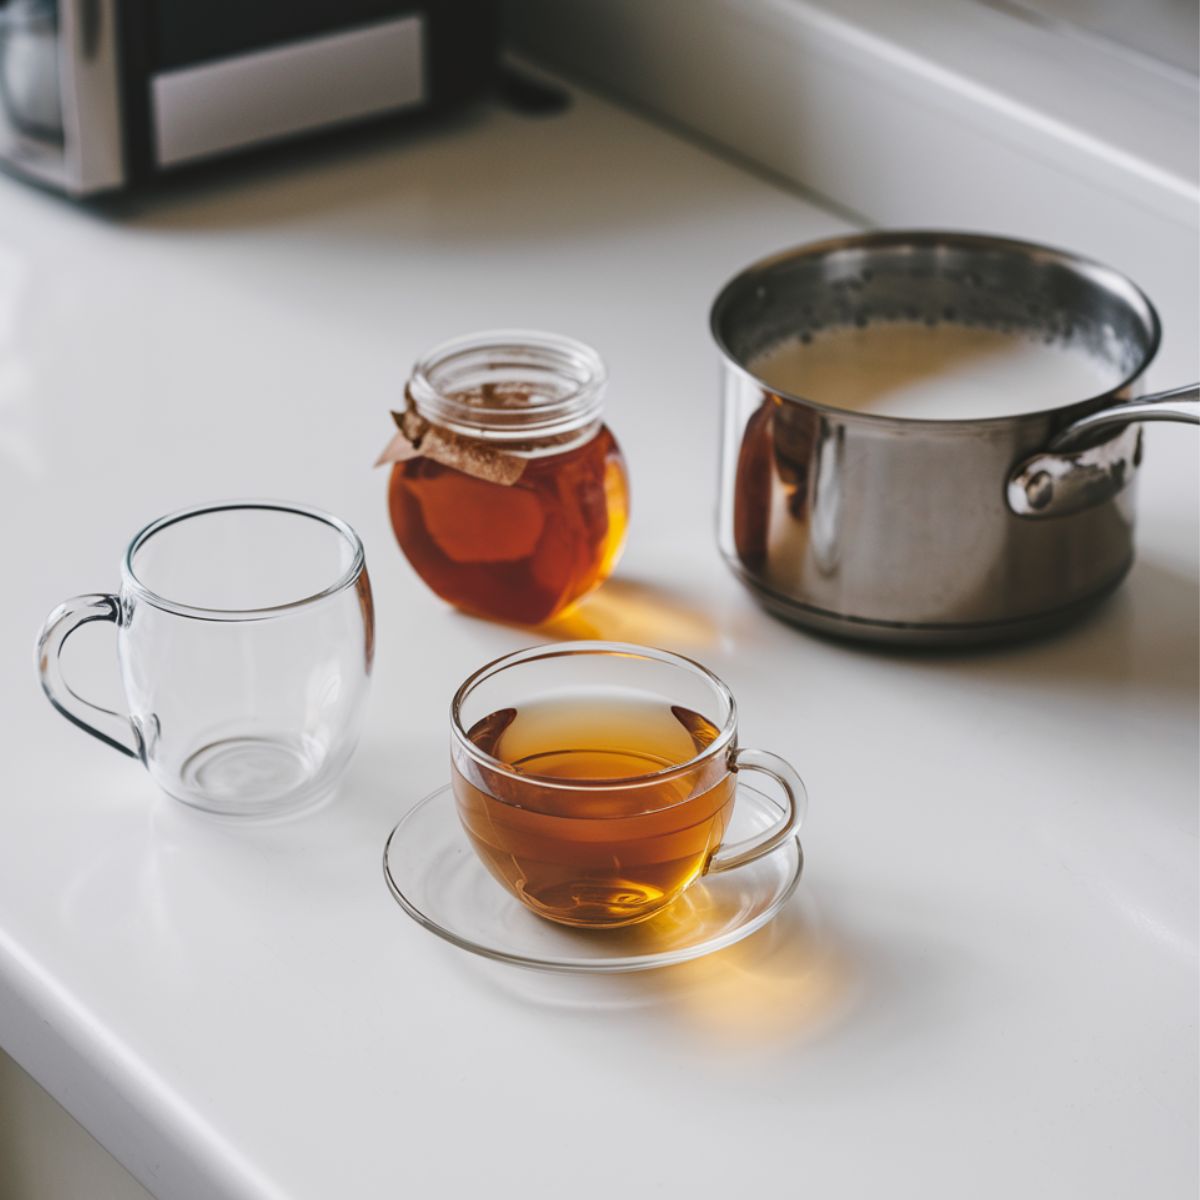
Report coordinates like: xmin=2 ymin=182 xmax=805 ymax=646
xmin=451 ymin=641 xmax=807 ymax=927
xmin=36 ymin=501 xmax=374 ymax=815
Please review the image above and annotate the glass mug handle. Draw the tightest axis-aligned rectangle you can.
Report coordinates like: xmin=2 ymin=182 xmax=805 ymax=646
xmin=36 ymin=594 xmax=140 ymax=759
xmin=707 ymin=747 xmax=807 ymax=874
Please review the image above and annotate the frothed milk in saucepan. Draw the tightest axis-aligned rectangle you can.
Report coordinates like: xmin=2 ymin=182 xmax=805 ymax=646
xmin=749 ymin=322 xmax=1123 ymax=420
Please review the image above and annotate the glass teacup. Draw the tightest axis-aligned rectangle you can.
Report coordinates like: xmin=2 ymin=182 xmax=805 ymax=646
xmin=36 ymin=501 xmax=374 ymax=816
xmin=450 ymin=641 xmax=806 ymax=928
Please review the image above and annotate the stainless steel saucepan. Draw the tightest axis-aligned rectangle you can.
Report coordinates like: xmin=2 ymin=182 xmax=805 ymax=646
xmin=711 ymin=231 xmax=1198 ymax=646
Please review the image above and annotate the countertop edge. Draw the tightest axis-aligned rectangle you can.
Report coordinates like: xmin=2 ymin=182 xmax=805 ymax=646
xmin=0 ymin=925 xmax=281 ymax=1200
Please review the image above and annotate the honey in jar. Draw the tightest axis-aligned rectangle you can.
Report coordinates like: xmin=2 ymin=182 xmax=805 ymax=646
xmin=380 ymin=332 xmax=629 ymax=624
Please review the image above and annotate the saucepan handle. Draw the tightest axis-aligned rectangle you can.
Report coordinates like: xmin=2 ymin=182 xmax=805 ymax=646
xmin=1007 ymin=383 xmax=1199 ymax=518
xmin=1047 ymin=383 xmax=1200 ymax=451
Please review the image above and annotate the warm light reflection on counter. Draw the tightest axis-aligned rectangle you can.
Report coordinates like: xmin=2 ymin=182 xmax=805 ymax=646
xmin=541 ymin=578 xmax=722 ymax=649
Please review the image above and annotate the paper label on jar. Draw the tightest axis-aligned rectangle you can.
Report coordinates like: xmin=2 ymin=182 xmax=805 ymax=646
xmin=374 ymin=403 xmax=527 ymax=486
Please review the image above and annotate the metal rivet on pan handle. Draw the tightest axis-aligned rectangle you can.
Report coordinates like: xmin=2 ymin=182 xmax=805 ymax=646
xmin=1007 ymin=383 xmax=1198 ymax=518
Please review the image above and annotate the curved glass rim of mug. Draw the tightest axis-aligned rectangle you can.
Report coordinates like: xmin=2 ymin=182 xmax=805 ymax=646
xmin=121 ymin=500 xmax=366 ymax=621
xmin=449 ymin=640 xmax=739 ymax=794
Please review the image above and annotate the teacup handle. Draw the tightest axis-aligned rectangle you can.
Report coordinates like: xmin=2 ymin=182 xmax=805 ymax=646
xmin=707 ymin=747 xmax=807 ymax=874
xmin=36 ymin=594 xmax=140 ymax=758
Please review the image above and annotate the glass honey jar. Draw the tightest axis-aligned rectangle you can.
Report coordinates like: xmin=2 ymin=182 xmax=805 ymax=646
xmin=380 ymin=331 xmax=629 ymax=624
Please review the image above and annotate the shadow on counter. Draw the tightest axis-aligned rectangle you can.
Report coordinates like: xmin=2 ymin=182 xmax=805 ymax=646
xmin=765 ymin=555 xmax=1199 ymax=702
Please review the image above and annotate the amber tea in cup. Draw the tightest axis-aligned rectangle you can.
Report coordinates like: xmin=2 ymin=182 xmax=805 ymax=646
xmin=460 ymin=694 xmax=733 ymax=924
xmin=450 ymin=642 xmax=807 ymax=928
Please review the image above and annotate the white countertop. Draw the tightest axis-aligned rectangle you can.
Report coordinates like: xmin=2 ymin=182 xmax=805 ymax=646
xmin=1 ymin=77 xmax=1197 ymax=1200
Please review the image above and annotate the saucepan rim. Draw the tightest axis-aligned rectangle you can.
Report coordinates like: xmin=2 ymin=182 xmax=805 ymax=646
xmin=709 ymin=228 xmax=1162 ymax=432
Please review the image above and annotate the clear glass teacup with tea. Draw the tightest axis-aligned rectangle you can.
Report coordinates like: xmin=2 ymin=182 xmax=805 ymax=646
xmin=450 ymin=641 xmax=806 ymax=928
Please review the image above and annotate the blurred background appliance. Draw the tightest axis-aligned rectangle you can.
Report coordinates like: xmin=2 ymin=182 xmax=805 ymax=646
xmin=0 ymin=0 xmax=498 ymax=195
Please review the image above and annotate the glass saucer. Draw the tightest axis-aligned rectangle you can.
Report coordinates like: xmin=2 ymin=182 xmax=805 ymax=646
xmin=382 ymin=782 xmax=804 ymax=974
